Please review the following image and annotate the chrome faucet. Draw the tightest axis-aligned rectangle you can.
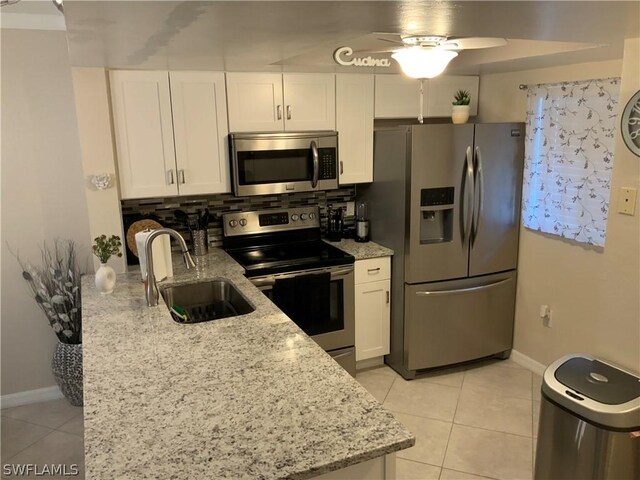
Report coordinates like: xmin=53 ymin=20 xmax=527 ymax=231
xmin=144 ymin=228 xmax=196 ymax=307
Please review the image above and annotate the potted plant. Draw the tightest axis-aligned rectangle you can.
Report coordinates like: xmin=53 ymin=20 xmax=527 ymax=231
xmin=92 ymin=234 xmax=122 ymax=295
xmin=17 ymin=240 xmax=84 ymax=406
xmin=452 ymin=89 xmax=471 ymax=124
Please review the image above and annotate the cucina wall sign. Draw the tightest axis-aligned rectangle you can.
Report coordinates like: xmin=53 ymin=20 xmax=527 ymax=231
xmin=333 ymin=46 xmax=391 ymax=68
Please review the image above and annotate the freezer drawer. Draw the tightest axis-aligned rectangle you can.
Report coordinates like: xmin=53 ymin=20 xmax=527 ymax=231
xmin=404 ymin=271 xmax=516 ymax=371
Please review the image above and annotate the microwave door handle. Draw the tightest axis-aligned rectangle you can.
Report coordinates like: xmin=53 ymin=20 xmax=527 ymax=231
xmin=310 ymin=140 xmax=319 ymax=188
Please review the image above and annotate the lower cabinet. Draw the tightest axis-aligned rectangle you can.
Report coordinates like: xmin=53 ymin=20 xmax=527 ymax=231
xmin=355 ymin=257 xmax=391 ymax=362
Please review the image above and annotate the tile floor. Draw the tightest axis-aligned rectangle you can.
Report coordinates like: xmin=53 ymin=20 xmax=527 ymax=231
xmin=0 ymin=359 xmax=542 ymax=480
xmin=356 ymin=358 xmax=543 ymax=480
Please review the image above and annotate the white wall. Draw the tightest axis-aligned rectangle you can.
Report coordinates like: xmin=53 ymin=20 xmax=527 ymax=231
xmin=1 ymin=30 xmax=91 ymax=395
xmin=478 ymin=45 xmax=639 ymax=372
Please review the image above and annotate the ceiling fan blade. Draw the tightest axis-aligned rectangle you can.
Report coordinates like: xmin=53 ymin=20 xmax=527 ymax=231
xmin=351 ymin=47 xmax=398 ymax=54
xmin=441 ymin=37 xmax=507 ymax=50
xmin=376 ymin=37 xmax=405 ymax=46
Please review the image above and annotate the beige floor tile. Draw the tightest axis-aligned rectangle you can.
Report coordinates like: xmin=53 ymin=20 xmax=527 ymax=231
xmin=532 ymin=401 xmax=540 ymax=438
xmin=391 ymin=411 xmax=452 ymax=467
xmin=358 ymin=364 xmax=399 ymax=377
xmin=463 ymin=363 xmax=532 ymax=400
xmin=57 ymin=413 xmax=84 ymax=437
xmin=444 ymin=424 xmax=532 ymax=480
xmin=468 ymin=358 xmax=525 ymax=371
xmin=440 ymin=468 xmax=497 ymax=479
xmin=415 ymin=366 xmax=465 ymax=388
xmin=5 ymin=430 xmax=84 ymax=479
xmin=532 ymin=375 xmax=542 ymax=401
xmin=396 ymin=458 xmax=441 ymax=479
xmin=356 ymin=369 xmax=397 ymax=403
xmin=384 ymin=378 xmax=460 ymax=422
xmin=0 ymin=417 xmax=52 ymax=462
xmin=454 ymin=383 xmax=533 ymax=437
xmin=2 ymin=399 xmax=81 ymax=429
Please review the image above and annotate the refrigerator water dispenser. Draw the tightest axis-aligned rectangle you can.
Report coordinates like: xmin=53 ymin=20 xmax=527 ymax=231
xmin=420 ymin=187 xmax=455 ymax=244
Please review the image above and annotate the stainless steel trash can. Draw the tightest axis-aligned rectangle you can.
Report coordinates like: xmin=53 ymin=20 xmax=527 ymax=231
xmin=535 ymin=353 xmax=640 ymax=480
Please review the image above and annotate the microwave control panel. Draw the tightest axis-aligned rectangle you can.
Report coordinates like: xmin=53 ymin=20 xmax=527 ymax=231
xmin=319 ymin=148 xmax=337 ymax=180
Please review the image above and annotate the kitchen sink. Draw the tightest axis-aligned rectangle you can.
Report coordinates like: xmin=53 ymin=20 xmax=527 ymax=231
xmin=160 ymin=279 xmax=255 ymax=324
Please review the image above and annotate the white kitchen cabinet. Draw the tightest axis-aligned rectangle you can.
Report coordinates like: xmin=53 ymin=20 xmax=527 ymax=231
xmin=427 ymin=75 xmax=479 ymax=117
xmin=355 ymin=257 xmax=391 ymax=362
xmin=374 ymin=75 xmax=423 ymax=119
xmin=110 ymin=70 xmax=230 ymax=199
xmin=226 ymin=72 xmax=335 ymax=132
xmin=110 ymin=70 xmax=178 ymax=199
xmin=169 ymin=72 xmax=230 ymax=195
xmin=336 ymin=74 xmax=374 ymax=184
xmin=225 ymin=73 xmax=284 ymax=132
xmin=374 ymin=74 xmax=479 ymax=119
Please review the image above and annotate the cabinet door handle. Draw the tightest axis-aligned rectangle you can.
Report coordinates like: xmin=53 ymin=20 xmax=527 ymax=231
xmin=178 ymin=169 xmax=186 ymax=184
xmin=286 ymin=105 xmax=292 ymax=120
xmin=276 ymin=105 xmax=282 ymax=120
xmin=167 ymin=170 xmax=175 ymax=185
xmin=340 ymin=161 xmax=344 ymax=175
xmin=368 ymin=268 xmax=380 ymax=273
xmin=386 ymin=291 xmax=390 ymax=304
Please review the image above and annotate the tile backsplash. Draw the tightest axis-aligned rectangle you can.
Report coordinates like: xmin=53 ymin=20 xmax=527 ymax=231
xmin=121 ymin=188 xmax=355 ymax=263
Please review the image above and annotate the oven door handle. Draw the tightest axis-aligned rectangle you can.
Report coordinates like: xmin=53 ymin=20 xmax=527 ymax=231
xmin=310 ymin=140 xmax=319 ymax=189
xmin=251 ymin=266 xmax=353 ymax=288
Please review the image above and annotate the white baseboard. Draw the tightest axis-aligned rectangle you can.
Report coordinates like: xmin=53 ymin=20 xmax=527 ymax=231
xmin=510 ymin=349 xmax=547 ymax=376
xmin=1 ymin=386 xmax=63 ymax=409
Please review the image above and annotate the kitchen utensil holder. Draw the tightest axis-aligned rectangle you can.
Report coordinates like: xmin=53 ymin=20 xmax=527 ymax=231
xmin=191 ymin=229 xmax=209 ymax=256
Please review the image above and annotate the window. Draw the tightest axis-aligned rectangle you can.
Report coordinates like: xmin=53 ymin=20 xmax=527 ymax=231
xmin=522 ymin=78 xmax=620 ymax=247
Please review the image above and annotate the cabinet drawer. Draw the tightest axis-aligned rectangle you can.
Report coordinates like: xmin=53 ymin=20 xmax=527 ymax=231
xmin=355 ymin=257 xmax=390 ymax=284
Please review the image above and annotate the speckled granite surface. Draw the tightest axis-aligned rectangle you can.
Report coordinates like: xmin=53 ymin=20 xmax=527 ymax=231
xmin=82 ymin=248 xmax=413 ymax=479
xmin=324 ymin=239 xmax=394 ymax=260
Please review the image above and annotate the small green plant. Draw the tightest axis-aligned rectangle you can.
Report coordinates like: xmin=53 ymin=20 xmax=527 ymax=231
xmin=452 ymin=89 xmax=471 ymax=106
xmin=92 ymin=234 xmax=123 ymax=264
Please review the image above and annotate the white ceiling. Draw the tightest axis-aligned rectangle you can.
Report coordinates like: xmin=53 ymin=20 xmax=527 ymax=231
xmin=11 ymin=1 xmax=640 ymax=74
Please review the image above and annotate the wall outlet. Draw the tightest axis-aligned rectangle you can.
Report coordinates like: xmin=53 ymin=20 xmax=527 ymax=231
xmin=540 ymin=304 xmax=553 ymax=328
xmin=346 ymin=201 xmax=355 ymax=217
xmin=618 ymin=187 xmax=637 ymax=215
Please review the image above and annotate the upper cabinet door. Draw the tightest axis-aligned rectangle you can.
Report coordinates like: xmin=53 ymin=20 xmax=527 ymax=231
xmin=110 ymin=70 xmax=178 ymax=199
xmin=283 ymin=73 xmax=336 ymax=131
xmin=336 ymin=74 xmax=374 ymax=184
xmin=169 ymin=72 xmax=231 ymax=195
xmin=374 ymin=75 xmax=423 ymax=118
xmin=226 ymin=73 xmax=284 ymax=132
xmin=427 ymin=75 xmax=479 ymax=117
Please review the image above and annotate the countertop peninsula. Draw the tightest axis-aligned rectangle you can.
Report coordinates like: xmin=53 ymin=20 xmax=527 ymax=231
xmin=82 ymin=248 xmax=413 ymax=479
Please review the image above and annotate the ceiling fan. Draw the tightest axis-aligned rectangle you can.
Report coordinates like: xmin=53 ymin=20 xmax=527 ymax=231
xmin=355 ymin=34 xmax=507 ymax=78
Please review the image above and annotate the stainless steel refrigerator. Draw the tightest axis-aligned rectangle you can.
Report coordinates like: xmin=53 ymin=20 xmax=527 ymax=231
xmin=361 ymin=123 xmax=524 ymax=379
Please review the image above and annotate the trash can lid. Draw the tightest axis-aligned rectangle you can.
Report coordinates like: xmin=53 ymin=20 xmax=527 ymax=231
xmin=555 ymin=357 xmax=640 ymax=405
xmin=542 ymin=354 xmax=640 ymax=430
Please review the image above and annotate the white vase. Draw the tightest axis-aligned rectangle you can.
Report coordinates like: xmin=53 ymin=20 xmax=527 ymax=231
xmin=452 ymin=105 xmax=470 ymax=124
xmin=95 ymin=263 xmax=116 ymax=294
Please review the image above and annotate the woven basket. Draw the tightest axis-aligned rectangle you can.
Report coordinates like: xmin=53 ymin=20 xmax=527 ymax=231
xmin=52 ymin=342 xmax=83 ymax=406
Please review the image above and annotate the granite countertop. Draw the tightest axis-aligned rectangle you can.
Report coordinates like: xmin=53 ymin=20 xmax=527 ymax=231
xmin=82 ymin=248 xmax=413 ymax=479
xmin=324 ymin=238 xmax=394 ymax=260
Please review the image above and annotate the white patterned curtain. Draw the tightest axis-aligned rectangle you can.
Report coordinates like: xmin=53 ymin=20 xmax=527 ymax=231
xmin=522 ymin=78 xmax=620 ymax=247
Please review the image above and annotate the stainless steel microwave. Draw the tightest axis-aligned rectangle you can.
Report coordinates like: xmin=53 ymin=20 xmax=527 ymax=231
xmin=229 ymin=131 xmax=339 ymax=196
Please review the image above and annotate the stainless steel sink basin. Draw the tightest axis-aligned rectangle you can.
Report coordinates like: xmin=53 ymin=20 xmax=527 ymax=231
xmin=160 ymin=279 xmax=255 ymax=324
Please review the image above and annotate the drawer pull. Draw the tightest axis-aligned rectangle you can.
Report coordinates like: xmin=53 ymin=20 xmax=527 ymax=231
xmin=386 ymin=291 xmax=390 ymax=304
xmin=367 ymin=268 xmax=381 ymax=273
xmin=415 ymin=278 xmax=512 ymax=297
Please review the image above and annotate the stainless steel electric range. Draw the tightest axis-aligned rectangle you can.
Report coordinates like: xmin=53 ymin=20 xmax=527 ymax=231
xmin=223 ymin=207 xmax=356 ymax=376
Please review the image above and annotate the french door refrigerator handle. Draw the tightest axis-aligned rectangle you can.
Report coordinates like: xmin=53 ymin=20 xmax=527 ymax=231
xmin=415 ymin=278 xmax=512 ymax=297
xmin=462 ymin=146 xmax=474 ymax=244
xmin=472 ymin=146 xmax=484 ymax=243
xmin=310 ymin=140 xmax=319 ymax=188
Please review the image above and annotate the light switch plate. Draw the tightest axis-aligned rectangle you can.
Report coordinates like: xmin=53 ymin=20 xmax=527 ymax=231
xmin=618 ymin=187 xmax=637 ymax=215
xmin=346 ymin=201 xmax=355 ymax=217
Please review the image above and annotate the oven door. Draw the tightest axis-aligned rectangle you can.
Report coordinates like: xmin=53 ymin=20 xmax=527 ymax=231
xmin=251 ymin=266 xmax=354 ymax=351
xmin=230 ymin=132 xmax=338 ymax=196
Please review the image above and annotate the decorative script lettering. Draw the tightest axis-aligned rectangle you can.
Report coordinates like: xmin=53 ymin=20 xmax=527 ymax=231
xmin=333 ymin=47 xmax=391 ymax=68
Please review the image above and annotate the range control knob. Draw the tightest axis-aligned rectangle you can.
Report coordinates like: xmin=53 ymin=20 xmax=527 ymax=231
xmin=228 ymin=220 xmax=238 ymax=228
xmin=291 ymin=214 xmax=299 ymax=221
xmin=300 ymin=213 xmax=308 ymax=221
xmin=309 ymin=212 xmax=317 ymax=219
xmin=239 ymin=218 xmax=247 ymax=227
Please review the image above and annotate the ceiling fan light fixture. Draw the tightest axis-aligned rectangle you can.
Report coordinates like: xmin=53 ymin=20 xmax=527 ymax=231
xmin=391 ymin=47 xmax=458 ymax=79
